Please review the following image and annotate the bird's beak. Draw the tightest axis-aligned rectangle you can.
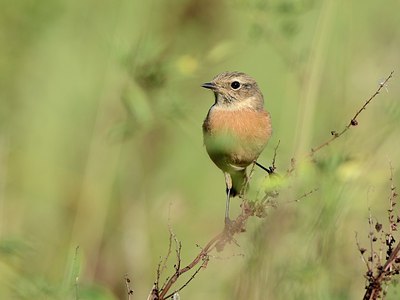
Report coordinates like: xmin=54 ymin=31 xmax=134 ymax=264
xmin=201 ymin=82 xmax=217 ymax=90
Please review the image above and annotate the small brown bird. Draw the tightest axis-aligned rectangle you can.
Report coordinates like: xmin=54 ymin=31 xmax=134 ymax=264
xmin=202 ymin=71 xmax=272 ymax=222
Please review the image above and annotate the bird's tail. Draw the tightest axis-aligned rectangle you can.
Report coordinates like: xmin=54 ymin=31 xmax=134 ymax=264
xmin=230 ymin=169 xmax=248 ymax=197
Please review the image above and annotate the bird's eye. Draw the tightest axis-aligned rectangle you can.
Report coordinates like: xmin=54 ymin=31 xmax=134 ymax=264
xmin=231 ymin=81 xmax=241 ymax=90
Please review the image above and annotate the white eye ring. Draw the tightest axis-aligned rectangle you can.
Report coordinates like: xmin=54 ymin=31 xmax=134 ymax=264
xmin=231 ymin=81 xmax=241 ymax=90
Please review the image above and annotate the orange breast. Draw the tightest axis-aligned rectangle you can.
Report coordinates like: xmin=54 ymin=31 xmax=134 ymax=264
xmin=203 ymin=108 xmax=272 ymax=172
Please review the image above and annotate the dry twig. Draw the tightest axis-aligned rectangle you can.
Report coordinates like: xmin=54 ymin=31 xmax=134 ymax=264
xmin=124 ymin=274 xmax=134 ymax=300
xmin=359 ymin=164 xmax=400 ymax=300
xmin=286 ymin=188 xmax=319 ymax=204
xmin=147 ymin=200 xmax=258 ymax=300
xmin=255 ymin=140 xmax=281 ymax=174
xmin=310 ymin=71 xmax=394 ymax=155
xmin=286 ymin=71 xmax=394 ymax=175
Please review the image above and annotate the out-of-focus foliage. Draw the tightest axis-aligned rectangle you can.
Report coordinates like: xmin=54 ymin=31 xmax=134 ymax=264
xmin=0 ymin=0 xmax=400 ymax=299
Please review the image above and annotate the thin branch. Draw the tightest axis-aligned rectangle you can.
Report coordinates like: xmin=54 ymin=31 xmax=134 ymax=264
xmin=286 ymin=188 xmax=319 ymax=204
xmin=158 ymin=232 xmax=222 ymax=299
xmin=159 ymin=275 xmax=170 ymax=293
xmin=362 ymin=164 xmax=400 ymax=300
xmin=73 ymin=246 xmax=80 ymax=300
xmin=368 ymin=208 xmax=375 ymax=270
xmin=124 ymin=275 xmax=134 ymax=300
xmin=310 ymin=71 xmax=394 ymax=155
xmin=157 ymin=220 xmax=178 ymax=292
xmin=270 ymin=139 xmax=280 ymax=172
xmin=355 ymin=232 xmax=371 ymax=273
xmin=156 ymin=201 xmax=256 ymax=299
xmin=388 ymin=161 xmax=397 ymax=232
xmin=363 ymin=241 xmax=400 ymax=300
xmin=163 ymin=256 xmax=209 ymax=299
xmin=155 ymin=260 xmax=162 ymax=292
xmin=174 ymin=240 xmax=182 ymax=274
xmin=161 ymin=217 xmax=174 ymax=274
xmin=255 ymin=140 xmax=281 ymax=174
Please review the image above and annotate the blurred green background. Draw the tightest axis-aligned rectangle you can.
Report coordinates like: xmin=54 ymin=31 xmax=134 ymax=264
xmin=1 ymin=0 xmax=400 ymax=299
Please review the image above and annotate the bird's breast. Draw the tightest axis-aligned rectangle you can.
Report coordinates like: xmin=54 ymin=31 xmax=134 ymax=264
xmin=202 ymin=107 xmax=272 ymax=170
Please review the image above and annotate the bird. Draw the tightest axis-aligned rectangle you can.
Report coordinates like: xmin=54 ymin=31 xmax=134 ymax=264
xmin=202 ymin=71 xmax=272 ymax=223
